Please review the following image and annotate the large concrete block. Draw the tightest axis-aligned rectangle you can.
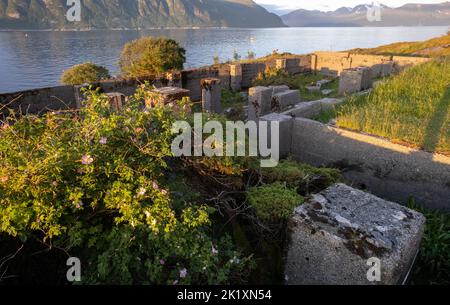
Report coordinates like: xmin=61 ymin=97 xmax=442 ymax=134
xmin=271 ymin=90 xmax=300 ymax=112
xmin=230 ymin=64 xmax=243 ymax=91
xmin=259 ymin=113 xmax=293 ymax=158
xmin=339 ymin=67 xmax=372 ymax=94
xmin=106 ymin=92 xmax=126 ymax=112
xmin=248 ymin=86 xmax=273 ymax=121
xmin=285 ymin=183 xmax=426 ymax=285
xmin=201 ymin=78 xmax=222 ymax=114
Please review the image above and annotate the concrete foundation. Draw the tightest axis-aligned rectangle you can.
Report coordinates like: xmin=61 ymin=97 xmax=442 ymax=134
xmin=259 ymin=113 xmax=293 ymax=158
xmin=145 ymin=87 xmax=190 ymax=108
xmin=230 ymin=64 xmax=243 ymax=92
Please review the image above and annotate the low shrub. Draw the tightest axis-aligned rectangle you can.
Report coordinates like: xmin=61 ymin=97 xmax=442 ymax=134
xmin=247 ymin=183 xmax=303 ymax=223
xmin=257 ymin=159 xmax=341 ymax=195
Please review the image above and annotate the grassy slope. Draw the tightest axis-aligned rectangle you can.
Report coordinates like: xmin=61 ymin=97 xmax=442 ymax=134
xmin=335 ymin=57 xmax=450 ymax=155
xmin=350 ymin=32 xmax=450 ymax=57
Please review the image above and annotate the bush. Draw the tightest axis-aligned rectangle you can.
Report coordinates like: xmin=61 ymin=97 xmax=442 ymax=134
xmin=247 ymin=183 xmax=303 ymax=223
xmin=0 ymin=86 xmax=251 ymax=284
xmin=60 ymin=62 xmax=110 ymax=85
xmin=119 ymin=37 xmax=186 ymax=78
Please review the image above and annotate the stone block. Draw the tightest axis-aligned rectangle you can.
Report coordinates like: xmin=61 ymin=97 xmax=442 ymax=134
xmin=339 ymin=67 xmax=372 ymax=94
xmin=271 ymin=90 xmax=300 ymax=112
xmin=201 ymin=78 xmax=222 ymax=114
xmin=248 ymin=86 xmax=273 ymax=121
xmin=284 ymin=183 xmax=426 ymax=285
xmin=259 ymin=113 xmax=293 ymax=158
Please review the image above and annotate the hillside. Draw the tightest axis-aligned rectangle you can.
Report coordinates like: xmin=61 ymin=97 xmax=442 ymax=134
xmin=0 ymin=0 xmax=285 ymax=29
xmin=282 ymin=2 xmax=450 ymax=27
xmin=350 ymin=32 xmax=450 ymax=57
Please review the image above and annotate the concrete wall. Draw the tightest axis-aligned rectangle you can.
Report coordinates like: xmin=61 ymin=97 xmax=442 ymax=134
xmin=181 ymin=67 xmax=219 ymax=101
xmin=290 ymin=118 xmax=450 ymax=211
xmin=0 ymin=85 xmax=76 ymax=118
xmin=0 ymin=53 xmax=431 ymax=116
xmin=241 ymin=63 xmax=266 ymax=88
xmin=312 ymin=52 xmax=431 ymax=76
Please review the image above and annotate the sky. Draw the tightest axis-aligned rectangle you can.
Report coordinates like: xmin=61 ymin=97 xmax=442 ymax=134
xmin=254 ymin=0 xmax=449 ymax=15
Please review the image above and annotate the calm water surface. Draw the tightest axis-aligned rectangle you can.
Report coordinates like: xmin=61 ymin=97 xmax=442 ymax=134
xmin=0 ymin=26 xmax=448 ymax=93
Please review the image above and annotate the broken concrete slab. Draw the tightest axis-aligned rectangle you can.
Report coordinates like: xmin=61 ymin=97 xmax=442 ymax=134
xmin=248 ymin=86 xmax=273 ymax=121
xmin=284 ymin=183 xmax=426 ymax=285
xmin=316 ymin=79 xmax=332 ymax=87
xmin=272 ymin=90 xmax=300 ymax=112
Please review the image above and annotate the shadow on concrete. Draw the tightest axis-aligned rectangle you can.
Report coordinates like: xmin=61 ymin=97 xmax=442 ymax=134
xmin=290 ymin=118 xmax=450 ymax=212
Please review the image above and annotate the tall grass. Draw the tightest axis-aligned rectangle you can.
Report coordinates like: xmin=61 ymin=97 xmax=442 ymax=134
xmin=336 ymin=58 xmax=450 ymax=155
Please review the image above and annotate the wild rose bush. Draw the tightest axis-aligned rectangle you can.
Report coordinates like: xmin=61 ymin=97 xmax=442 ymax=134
xmin=0 ymin=87 xmax=252 ymax=284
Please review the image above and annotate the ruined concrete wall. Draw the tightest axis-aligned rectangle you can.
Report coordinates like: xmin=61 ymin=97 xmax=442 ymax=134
xmin=181 ymin=67 xmax=219 ymax=101
xmin=312 ymin=52 xmax=431 ymax=76
xmin=241 ymin=63 xmax=266 ymax=88
xmin=0 ymin=85 xmax=76 ymax=118
xmin=290 ymin=118 xmax=450 ymax=211
xmin=217 ymin=65 xmax=231 ymax=90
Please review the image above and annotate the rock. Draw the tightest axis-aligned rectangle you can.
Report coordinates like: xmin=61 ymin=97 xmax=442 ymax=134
xmin=321 ymin=89 xmax=334 ymax=96
xmin=284 ymin=183 xmax=425 ymax=285
xmin=316 ymin=79 xmax=332 ymax=88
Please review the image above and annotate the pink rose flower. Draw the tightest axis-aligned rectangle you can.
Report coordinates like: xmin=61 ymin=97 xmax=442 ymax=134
xmin=159 ymin=259 xmax=166 ymax=265
xmin=0 ymin=175 xmax=9 ymax=183
xmin=179 ymin=268 xmax=188 ymax=278
xmin=99 ymin=137 xmax=108 ymax=145
xmin=81 ymin=155 xmax=94 ymax=165
xmin=152 ymin=181 xmax=160 ymax=190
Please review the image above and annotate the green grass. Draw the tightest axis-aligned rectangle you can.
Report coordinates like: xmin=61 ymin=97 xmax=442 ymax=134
xmin=333 ymin=58 xmax=450 ymax=155
xmin=350 ymin=33 xmax=450 ymax=57
xmin=407 ymin=200 xmax=450 ymax=285
xmin=253 ymin=70 xmax=340 ymax=101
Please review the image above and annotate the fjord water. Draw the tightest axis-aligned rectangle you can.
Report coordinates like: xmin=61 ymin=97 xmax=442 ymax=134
xmin=0 ymin=26 xmax=448 ymax=93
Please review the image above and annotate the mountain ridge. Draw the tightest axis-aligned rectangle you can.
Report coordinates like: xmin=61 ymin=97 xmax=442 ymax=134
xmin=282 ymin=2 xmax=450 ymax=27
xmin=0 ymin=0 xmax=286 ymax=29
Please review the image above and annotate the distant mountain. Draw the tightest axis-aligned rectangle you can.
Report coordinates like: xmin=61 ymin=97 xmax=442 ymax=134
xmin=0 ymin=0 xmax=285 ymax=30
xmin=282 ymin=2 xmax=450 ymax=27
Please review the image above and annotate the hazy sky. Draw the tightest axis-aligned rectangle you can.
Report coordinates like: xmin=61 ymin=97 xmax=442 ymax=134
xmin=255 ymin=0 xmax=448 ymax=14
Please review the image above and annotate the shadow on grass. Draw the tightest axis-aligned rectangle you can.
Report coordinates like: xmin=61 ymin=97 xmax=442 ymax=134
xmin=422 ymin=87 xmax=450 ymax=154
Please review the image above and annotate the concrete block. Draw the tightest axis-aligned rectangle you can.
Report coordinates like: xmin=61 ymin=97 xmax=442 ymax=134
xmin=248 ymin=86 xmax=273 ymax=121
xmin=201 ymin=78 xmax=222 ymax=114
xmin=106 ymin=92 xmax=126 ymax=112
xmin=259 ymin=113 xmax=293 ymax=158
xmin=271 ymin=90 xmax=300 ymax=112
xmin=306 ymin=85 xmax=321 ymax=93
xmin=230 ymin=64 xmax=243 ymax=91
xmin=269 ymin=85 xmax=290 ymax=95
xmin=146 ymin=87 xmax=190 ymax=108
xmin=284 ymin=183 xmax=426 ymax=285
xmin=339 ymin=67 xmax=372 ymax=94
